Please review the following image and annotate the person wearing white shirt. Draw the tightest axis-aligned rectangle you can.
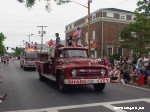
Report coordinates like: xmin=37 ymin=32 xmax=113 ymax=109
xmin=143 ymin=55 xmax=149 ymax=68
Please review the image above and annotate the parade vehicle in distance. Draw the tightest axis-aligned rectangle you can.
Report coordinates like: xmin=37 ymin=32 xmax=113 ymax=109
xmin=36 ymin=44 xmax=110 ymax=92
xmin=20 ymin=48 xmax=38 ymax=71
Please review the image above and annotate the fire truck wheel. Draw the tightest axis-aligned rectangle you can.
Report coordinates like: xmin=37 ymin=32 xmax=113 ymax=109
xmin=58 ymin=73 xmax=67 ymax=92
xmin=93 ymin=83 xmax=105 ymax=91
xmin=23 ymin=66 xmax=27 ymax=71
xmin=38 ymin=68 xmax=45 ymax=81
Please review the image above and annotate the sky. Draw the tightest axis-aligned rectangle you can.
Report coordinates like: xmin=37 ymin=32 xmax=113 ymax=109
xmin=0 ymin=0 xmax=139 ymax=50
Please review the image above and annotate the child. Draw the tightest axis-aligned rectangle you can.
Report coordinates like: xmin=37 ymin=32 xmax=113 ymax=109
xmin=136 ymin=69 xmax=145 ymax=86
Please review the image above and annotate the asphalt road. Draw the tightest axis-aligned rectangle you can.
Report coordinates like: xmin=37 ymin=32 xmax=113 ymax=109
xmin=0 ymin=61 xmax=150 ymax=112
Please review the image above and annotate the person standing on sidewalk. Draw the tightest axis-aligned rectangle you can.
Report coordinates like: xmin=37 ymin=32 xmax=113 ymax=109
xmin=3 ymin=56 xmax=7 ymax=66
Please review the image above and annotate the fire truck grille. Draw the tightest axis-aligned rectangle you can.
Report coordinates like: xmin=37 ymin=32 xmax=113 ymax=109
xmin=76 ymin=68 xmax=101 ymax=76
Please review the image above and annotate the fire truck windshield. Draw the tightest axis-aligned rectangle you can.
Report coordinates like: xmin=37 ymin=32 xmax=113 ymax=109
xmin=63 ymin=49 xmax=88 ymax=57
xmin=25 ymin=51 xmax=38 ymax=58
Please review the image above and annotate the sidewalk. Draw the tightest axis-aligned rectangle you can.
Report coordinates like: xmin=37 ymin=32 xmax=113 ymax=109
xmin=127 ymin=82 xmax=150 ymax=89
xmin=0 ymin=62 xmax=4 ymax=103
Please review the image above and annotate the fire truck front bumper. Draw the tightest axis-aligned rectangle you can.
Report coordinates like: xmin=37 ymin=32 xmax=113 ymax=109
xmin=64 ymin=78 xmax=110 ymax=85
xmin=24 ymin=61 xmax=36 ymax=67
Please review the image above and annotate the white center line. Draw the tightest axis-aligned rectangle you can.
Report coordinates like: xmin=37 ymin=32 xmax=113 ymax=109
xmin=6 ymin=98 xmax=150 ymax=112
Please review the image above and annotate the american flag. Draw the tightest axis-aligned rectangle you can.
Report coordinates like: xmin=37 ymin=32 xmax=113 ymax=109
xmin=73 ymin=27 xmax=82 ymax=36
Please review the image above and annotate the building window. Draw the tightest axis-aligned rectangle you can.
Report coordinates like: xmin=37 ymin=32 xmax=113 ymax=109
xmin=92 ymin=30 xmax=95 ymax=41
xmin=107 ymin=46 xmax=113 ymax=56
xmin=120 ymin=15 xmax=126 ymax=20
xmin=66 ymin=26 xmax=68 ymax=31
xmin=132 ymin=16 xmax=136 ymax=21
xmin=117 ymin=47 xmax=123 ymax=56
xmin=85 ymin=18 xmax=88 ymax=23
xmin=69 ymin=24 xmax=72 ymax=29
xmin=71 ymin=23 xmax=74 ymax=29
xmin=119 ymin=33 xmax=124 ymax=41
xmin=85 ymin=32 xmax=88 ymax=43
xmin=107 ymin=12 xmax=114 ymax=17
xmin=92 ymin=13 xmax=96 ymax=20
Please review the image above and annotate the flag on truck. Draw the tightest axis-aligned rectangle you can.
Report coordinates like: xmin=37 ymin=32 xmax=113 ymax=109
xmin=48 ymin=39 xmax=54 ymax=47
xmin=73 ymin=27 xmax=82 ymax=36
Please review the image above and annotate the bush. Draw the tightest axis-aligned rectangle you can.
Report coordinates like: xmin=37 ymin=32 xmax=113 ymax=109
xmin=109 ymin=54 xmax=121 ymax=64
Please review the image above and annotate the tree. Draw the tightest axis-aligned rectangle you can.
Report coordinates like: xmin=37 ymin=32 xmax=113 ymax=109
xmin=14 ymin=47 xmax=23 ymax=56
xmin=120 ymin=0 xmax=150 ymax=55
xmin=0 ymin=32 xmax=6 ymax=55
xmin=17 ymin=0 xmax=70 ymax=12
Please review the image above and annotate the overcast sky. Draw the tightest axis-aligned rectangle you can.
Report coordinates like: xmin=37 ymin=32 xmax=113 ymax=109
xmin=0 ymin=0 xmax=138 ymax=49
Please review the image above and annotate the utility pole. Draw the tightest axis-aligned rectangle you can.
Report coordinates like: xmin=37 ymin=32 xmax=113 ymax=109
xmin=27 ymin=34 xmax=34 ymax=46
xmin=67 ymin=0 xmax=92 ymax=57
xmin=37 ymin=25 xmax=48 ymax=52
xmin=88 ymin=0 xmax=92 ymax=57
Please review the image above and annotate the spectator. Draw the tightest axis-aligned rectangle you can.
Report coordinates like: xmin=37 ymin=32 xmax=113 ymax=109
xmin=146 ymin=61 xmax=150 ymax=86
xmin=3 ymin=56 xmax=7 ymax=66
xmin=143 ymin=54 xmax=149 ymax=69
xmin=55 ymin=33 xmax=60 ymax=45
xmin=129 ymin=65 xmax=137 ymax=83
xmin=136 ymin=58 xmax=143 ymax=74
xmin=127 ymin=55 xmax=133 ymax=69
xmin=110 ymin=65 xmax=120 ymax=81
xmin=110 ymin=67 xmax=125 ymax=84
xmin=136 ymin=68 xmax=145 ymax=86
xmin=127 ymin=55 xmax=133 ymax=65
xmin=121 ymin=69 xmax=130 ymax=83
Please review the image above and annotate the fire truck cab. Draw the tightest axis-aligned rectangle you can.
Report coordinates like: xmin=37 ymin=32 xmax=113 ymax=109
xmin=20 ymin=48 xmax=38 ymax=71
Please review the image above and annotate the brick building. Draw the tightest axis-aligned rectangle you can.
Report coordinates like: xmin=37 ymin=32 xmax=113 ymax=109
xmin=65 ymin=8 xmax=135 ymax=58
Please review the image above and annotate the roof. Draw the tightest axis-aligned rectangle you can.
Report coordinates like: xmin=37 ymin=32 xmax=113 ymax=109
xmin=101 ymin=8 xmax=134 ymax=13
xmin=66 ymin=8 xmax=134 ymax=26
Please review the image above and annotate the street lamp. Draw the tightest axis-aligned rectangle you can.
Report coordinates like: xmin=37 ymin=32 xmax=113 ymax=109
xmin=66 ymin=0 xmax=92 ymax=57
xmin=27 ymin=34 xmax=34 ymax=46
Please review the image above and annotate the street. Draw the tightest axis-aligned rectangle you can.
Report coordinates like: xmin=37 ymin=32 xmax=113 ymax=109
xmin=0 ymin=61 xmax=150 ymax=112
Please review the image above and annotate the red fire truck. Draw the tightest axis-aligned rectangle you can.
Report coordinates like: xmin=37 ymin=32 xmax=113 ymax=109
xmin=36 ymin=44 xmax=110 ymax=92
xmin=20 ymin=48 xmax=38 ymax=71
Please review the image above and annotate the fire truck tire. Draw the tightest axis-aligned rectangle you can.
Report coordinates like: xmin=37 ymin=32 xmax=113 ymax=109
xmin=93 ymin=83 xmax=105 ymax=91
xmin=20 ymin=65 xmax=23 ymax=68
xmin=23 ymin=66 xmax=27 ymax=71
xmin=58 ymin=73 xmax=67 ymax=92
xmin=38 ymin=68 xmax=45 ymax=81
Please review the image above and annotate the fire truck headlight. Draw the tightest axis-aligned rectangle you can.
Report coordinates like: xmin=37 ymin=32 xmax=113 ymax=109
xmin=101 ymin=69 xmax=106 ymax=76
xmin=71 ymin=69 xmax=77 ymax=77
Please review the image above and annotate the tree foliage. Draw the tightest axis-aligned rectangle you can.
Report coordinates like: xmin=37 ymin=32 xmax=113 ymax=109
xmin=120 ymin=0 xmax=150 ymax=55
xmin=15 ymin=47 xmax=22 ymax=56
xmin=17 ymin=0 xmax=70 ymax=12
xmin=0 ymin=32 xmax=6 ymax=55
